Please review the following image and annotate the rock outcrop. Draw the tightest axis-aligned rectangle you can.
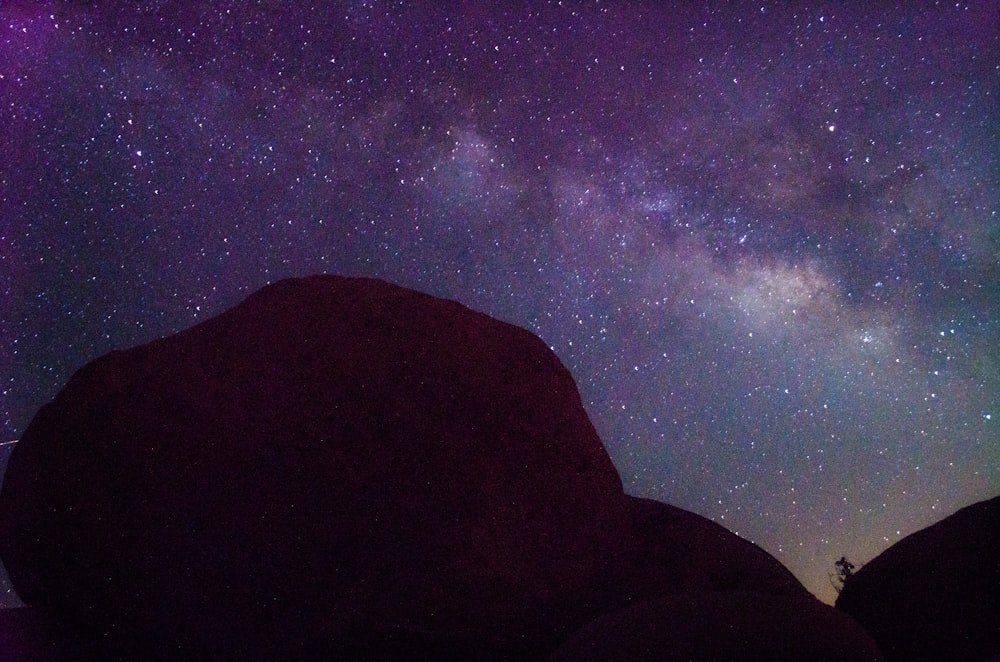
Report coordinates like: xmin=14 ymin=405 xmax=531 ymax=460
xmin=0 ymin=275 xmax=630 ymax=658
xmin=551 ymin=590 xmax=883 ymax=662
xmin=614 ymin=496 xmax=809 ymax=602
xmin=0 ymin=274 xmax=893 ymax=659
xmin=550 ymin=498 xmax=884 ymax=661
xmin=836 ymin=496 xmax=1000 ymax=661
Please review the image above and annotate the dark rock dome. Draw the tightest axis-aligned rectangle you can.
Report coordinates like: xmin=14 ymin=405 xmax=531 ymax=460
xmin=550 ymin=590 xmax=883 ymax=662
xmin=0 ymin=275 xmax=630 ymax=658
xmin=836 ymin=495 xmax=1000 ymax=662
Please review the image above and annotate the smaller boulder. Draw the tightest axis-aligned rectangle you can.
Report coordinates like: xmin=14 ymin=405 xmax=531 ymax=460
xmin=550 ymin=590 xmax=883 ymax=662
xmin=613 ymin=496 xmax=809 ymax=604
xmin=836 ymin=496 xmax=1000 ymax=661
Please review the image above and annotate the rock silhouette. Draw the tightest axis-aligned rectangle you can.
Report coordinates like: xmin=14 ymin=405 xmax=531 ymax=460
xmin=836 ymin=495 xmax=1000 ymax=661
xmin=550 ymin=590 xmax=883 ymax=662
xmin=0 ymin=275 xmax=887 ymax=658
xmin=615 ymin=496 xmax=809 ymax=602
xmin=551 ymin=498 xmax=884 ymax=661
xmin=0 ymin=275 xmax=630 ymax=658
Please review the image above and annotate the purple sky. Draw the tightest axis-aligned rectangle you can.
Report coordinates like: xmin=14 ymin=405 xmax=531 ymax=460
xmin=1 ymin=1 xmax=997 ymax=605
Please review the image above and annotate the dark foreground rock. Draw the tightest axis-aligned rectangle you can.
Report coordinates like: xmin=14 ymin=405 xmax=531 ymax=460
xmin=0 ymin=275 xmax=630 ymax=659
xmin=615 ymin=496 xmax=809 ymax=603
xmin=550 ymin=590 xmax=883 ymax=662
xmin=836 ymin=495 xmax=1000 ymax=662
xmin=0 ymin=608 xmax=67 ymax=661
xmin=554 ymin=497 xmax=884 ymax=661
xmin=0 ymin=274 xmax=890 ymax=659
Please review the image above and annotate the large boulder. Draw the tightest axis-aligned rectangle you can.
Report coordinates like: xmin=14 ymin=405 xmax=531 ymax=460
xmin=0 ymin=275 xmax=631 ymax=658
xmin=550 ymin=590 xmax=884 ymax=662
xmin=835 ymin=495 xmax=1000 ymax=661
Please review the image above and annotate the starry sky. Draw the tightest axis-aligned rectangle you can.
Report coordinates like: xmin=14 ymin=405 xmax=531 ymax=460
xmin=1 ymin=2 xmax=998 ymax=607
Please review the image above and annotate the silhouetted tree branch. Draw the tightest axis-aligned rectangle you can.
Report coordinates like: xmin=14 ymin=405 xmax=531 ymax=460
xmin=829 ymin=556 xmax=856 ymax=594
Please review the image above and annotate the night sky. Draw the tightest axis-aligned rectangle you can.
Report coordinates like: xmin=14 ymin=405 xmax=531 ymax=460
xmin=2 ymin=2 xmax=998 ymax=607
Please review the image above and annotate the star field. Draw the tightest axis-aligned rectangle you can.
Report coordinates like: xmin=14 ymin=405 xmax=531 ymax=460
xmin=1 ymin=2 xmax=998 ymax=606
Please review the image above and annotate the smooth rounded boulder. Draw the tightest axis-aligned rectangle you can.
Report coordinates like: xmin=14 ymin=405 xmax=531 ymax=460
xmin=550 ymin=591 xmax=884 ymax=662
xmin=0 ymin=275 xmax=630 ymax=658
xmin=550 ymin=498 xmax=884 ymax=661
xmin=836 ymin=495 xmax=1000 ymax=662
xmin=614 ymin=496 xmax=810 ymax=602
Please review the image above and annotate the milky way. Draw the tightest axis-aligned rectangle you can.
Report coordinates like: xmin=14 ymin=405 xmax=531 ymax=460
xmin=1 ymin=2 xmax=997 ymax=605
